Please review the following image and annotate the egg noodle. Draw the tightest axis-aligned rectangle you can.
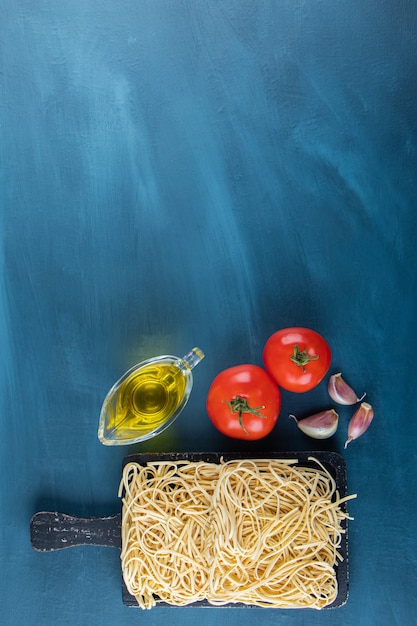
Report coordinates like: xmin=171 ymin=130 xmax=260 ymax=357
xmin=118 ymin=458 xmax=355 ymax=610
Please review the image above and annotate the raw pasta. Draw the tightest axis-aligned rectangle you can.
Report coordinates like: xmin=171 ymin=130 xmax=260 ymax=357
xmin=118 ymin=458 xmax=355 ymax=609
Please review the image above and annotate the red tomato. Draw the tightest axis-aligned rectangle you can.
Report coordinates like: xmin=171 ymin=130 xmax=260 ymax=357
xmin=206 ymin=365 xmax=281 ymax=440
xmin=263 ymin=328 xmax=331 ymax=393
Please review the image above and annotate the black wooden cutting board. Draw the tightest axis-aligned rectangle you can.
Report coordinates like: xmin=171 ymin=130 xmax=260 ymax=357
xmin=30 ymin=451 xmax=350 ymax=609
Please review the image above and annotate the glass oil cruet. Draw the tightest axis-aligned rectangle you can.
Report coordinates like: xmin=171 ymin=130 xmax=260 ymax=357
xmin=98 ymin=347 xmax=205 ymax=445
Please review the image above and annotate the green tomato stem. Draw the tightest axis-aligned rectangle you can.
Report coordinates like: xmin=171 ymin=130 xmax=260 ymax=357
xmin=290 ymin=344 xmax=319 ymax=373
xmin=226 ymin=396 xmax=266 ymax=434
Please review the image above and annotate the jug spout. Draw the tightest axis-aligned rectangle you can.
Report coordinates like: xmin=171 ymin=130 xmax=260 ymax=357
xmin=182 ymin=347 xmax=205 ymax=370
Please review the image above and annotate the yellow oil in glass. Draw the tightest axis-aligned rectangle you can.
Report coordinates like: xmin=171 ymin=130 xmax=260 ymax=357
xmin=108 ymin=362 xmax=187 ymax=438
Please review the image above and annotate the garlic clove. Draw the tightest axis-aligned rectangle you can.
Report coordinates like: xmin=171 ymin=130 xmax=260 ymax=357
xmin=328 ymin=373 xmax=366 ymax=405
xmin=289 ymin=409 xmax=339 ymax=439
xmin=344 ymin=402 xmax=374 ymax=448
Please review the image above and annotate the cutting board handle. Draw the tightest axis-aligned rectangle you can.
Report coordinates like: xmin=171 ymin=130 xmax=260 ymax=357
xmin=30 ymin=511 xmax=121 ymax=551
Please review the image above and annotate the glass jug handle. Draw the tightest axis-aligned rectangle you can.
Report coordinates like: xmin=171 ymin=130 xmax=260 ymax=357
xmin=182 ymin=347 xmax=205 ymax=370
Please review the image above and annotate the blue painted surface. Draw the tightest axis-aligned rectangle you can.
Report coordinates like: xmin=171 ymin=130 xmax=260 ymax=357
xmin=1 ymin=1 xmax=417 ymax=624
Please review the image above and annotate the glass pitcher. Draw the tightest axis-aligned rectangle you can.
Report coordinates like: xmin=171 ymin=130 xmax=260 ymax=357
xmin=98 ymin=347 xmax=204 ymax=445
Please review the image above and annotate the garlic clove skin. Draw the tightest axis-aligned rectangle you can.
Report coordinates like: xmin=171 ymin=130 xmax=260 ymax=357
xmin=289 ymin=409 xmax=339 ymax=439
xmin=328 ymin=373 xmax=366 ymax=405
xmin=344 ymin=402 xmax=374 ymax=448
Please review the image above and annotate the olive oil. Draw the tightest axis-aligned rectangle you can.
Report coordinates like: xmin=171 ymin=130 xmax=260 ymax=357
xmin=98 ymin=348 xmax=204 ymax=445
xmin=107 ymin=361 xmax=187 ymax=439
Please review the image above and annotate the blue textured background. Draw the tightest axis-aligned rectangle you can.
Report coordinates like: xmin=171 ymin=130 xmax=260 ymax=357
xmin=1 ymin=1 xmax=417 ymax=624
